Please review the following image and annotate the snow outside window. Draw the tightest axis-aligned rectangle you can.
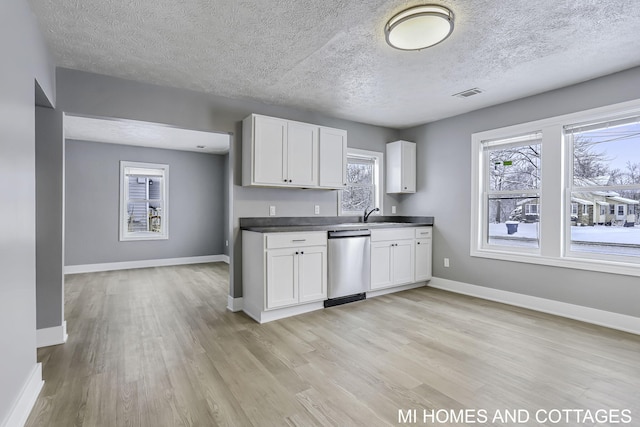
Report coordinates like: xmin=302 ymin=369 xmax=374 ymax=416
xmin=482 ymin=133 xmax=541 ymax=250
xmin=566 ymin=115 xmax=640 ymax=260
xmin=340 ymin=149 xmax=383 ymax=216
xmin=120 ymin=161 xmax=169 ymax=241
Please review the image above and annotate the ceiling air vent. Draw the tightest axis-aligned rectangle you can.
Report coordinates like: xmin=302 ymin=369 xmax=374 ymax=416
xmin=452 ymin=88 xmax=483 ymax=98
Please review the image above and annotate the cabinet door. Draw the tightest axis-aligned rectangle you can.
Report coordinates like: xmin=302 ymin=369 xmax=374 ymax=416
xmin=266 ymin=248 xmax=298 ymax=309
xmin=392 ymin=240 xmax=415 ymax=285
xmin=415 ymin=238 xmax=432 ymax=281
xmin=298 ymin=246 xmax=327 ymax=303
xmin=319 ymin=127 xmax=347 ymax=189
xmin=401 ymin=142 xmax=416 ymax=193
xmin=370 ymin=242 xmax=393 ymax=290
xmin=254 ymin=116 xmax=288 ymax=185
xmin=287 ymin=121 xmax=318 ymax=187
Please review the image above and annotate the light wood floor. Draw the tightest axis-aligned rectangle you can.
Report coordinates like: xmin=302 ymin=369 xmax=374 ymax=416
xmin=26 ymin=263 xmax=640 ymax=426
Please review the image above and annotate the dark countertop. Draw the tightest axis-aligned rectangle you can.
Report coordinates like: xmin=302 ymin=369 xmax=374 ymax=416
xmin=240 ymin=216 xmax=434 ymax=233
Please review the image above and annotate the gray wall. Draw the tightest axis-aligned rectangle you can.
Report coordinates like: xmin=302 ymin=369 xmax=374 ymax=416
xmin=0 ymin=0 xmax=56 ymax=423
xmin=55 ymin=68 xmax=401 ymax=297
xmin=399 ymin=67 xmax=640 ymax=318
xmin=36 ymin=106 xmax=64 ymax=329
xmin=65 ymin=140 xmax=226 ymax=265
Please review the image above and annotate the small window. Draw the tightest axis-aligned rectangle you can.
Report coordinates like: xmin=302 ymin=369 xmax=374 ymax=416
xmin=340 ymin=149 xmax=383 ymax=216
xmin=120 ymin=161 xmax=169 ymax=241
xmin=582 ymin=204 xmax=589 ymax=215
xmin=571 ymin=203 xmax=578 ymax=216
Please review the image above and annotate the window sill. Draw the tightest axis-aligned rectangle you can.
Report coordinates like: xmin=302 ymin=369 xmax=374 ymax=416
xmin=471 ymin=247 xmax=640 ymax=278
xmin=120 ymin=232 xmax=168 ymax=242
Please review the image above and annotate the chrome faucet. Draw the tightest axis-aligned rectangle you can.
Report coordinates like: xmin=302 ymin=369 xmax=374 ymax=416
xmin=363 ymin=206 xmax=379 ymax=223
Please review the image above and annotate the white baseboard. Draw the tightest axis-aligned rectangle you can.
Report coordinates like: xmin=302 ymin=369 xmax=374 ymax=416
xmin=1 ymin=363 xmax=43 ymax=427
xmin=429 ymin=277 xmax=640 ymax=335
xmin=36 ymin=321 xmax=68 ymax=348
xmin=367 ymin=281 xmax=427 ymax=298
xmin=247 ymin=301 xmax=325 ymax=324
xmin=64 ymin=255 xmax=227 ymax=274
xmin=227 ymin=296 xmax=243 ymax=312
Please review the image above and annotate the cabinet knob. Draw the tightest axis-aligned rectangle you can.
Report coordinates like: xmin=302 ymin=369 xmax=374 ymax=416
xmin=404 ymin=187 xmax=407 ymax=189
xmin=289 ymin=179 xmax=292 ymax=182
xmin=284 ymin=179 xmax=287 ymax=182
xmin=300 ymin=251 xmax=304 ymax=254
xmin=295 ymin=251 xmax=299 ymax=255
xmin=417 ymin=242 xmax=421 ymax=245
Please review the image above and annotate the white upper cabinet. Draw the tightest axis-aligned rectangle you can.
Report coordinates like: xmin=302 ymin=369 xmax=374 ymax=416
xmin=318 ymin=127 xmax=347 ymax=189
xmin=386 ymin=140 xmax=416 ymax=193
xmin=287 ymin=121 xmax=318 ymax=186
xmin=251 ymin=115 xmax=288 ymax=185
xmin=243 ymin=114 xmax=346 ymax=189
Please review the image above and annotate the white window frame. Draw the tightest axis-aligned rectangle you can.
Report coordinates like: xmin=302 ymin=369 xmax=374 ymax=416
xmin=476 ymin=132 xmax=542 ymax=254
xmin=471 ymin=98 xmax=640 ymax=277
xmin=119 ymin=161 xmax=169 ymax=241
xmin=339 ymin=148 xmax=384 ymax=216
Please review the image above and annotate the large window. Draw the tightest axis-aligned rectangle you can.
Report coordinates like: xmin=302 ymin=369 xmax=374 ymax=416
xmin=120 ymin=161 xmax=169 ymax=241
xmin=482 ymin=133 xmax=541 ymax=250
xmin=566 ymin=116 xmax=640 ymax=259
xmin=471 ymin=99 xmax=640 ymax=276
xmin=340 ymin=148 xmax=383 ymax=216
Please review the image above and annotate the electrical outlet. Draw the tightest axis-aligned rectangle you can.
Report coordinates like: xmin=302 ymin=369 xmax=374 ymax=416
xmin=391 ymin=205 xmax=397 ymax=214
xmin=444 ymin=258 xmax=450 ymax=268
xmin=225 ymin=240 xmax=229 ymax=247
xmin=269 ymin=205 xmax=276 ymax=216
xmin=314 ymin=205 xmax=320 ymax=215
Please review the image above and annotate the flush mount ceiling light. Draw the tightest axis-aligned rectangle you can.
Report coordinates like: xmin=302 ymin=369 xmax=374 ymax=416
xmin=385 ymin=4 xmax=454 ymax=51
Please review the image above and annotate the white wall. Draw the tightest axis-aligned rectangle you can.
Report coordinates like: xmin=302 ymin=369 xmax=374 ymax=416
xmin=0 ymin=0 xmax=56 ymax=424
xmin=400 ymin=67 xmax=640 ymax=318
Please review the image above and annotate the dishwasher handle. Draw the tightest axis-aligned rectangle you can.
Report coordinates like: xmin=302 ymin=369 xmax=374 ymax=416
xmin=328 ymin=229 xmax=371 ymax=238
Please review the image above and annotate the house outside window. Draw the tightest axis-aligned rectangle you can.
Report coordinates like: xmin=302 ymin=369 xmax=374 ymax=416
xmin=120 ymin=161 xmax=169 ymax=241
xmin=472 ymin=98 xmax=640 ymax=277
xmin=340 ymin=148 xmax=383 ymax=216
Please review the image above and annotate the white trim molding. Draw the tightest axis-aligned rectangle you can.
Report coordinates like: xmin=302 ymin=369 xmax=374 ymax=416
xmin=1 ymin=364 xmax=43 ymax=427
xmin=221 ymin=254 xmax=230 ymax=264
xmin=64 ymin=255 xmax=227 ymax=274
xmin=429 ymin=277 xmax=640 ymax=335
xmin=36 ymin=321 xmax=68 ymax=348
xmin=227 ymin=296 xmax=243 ymax=312
xmin=367 ymin=281 xmax=427 ymax=298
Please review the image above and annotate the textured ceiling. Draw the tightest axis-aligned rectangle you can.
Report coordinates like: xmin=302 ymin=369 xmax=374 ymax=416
xmin=29 ymin=0 xmax=640 ymax=128
xmin=65 ymin=115 xmax=230 ymax=153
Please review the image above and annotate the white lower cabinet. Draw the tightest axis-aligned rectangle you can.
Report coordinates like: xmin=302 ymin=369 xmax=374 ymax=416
xmin=370 ymin=228 xmax=415 ymax=290
xmin=243 ymin=230 xmax=327 ymax=323
xmin=265 ymin=248 xmax=298 ymax=309
xmin=266 ymin=246 xmax=326 ymax=309
xmin=415 ymin=238 xmax=432 ymax=281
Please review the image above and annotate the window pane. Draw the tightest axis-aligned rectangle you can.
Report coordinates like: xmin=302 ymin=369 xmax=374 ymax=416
xmin=342 ymin=185 xmax=374 ymax=212
xmin=571 ymin=121 xmax=640 ymax=187
xmin=346 ymin=158 xmax=374 ymax=185
xmin=126 ymin=201 xmax=148 ymax=232
xmin=570 ymin=190 xmax=640 ymax=256
xmin=487 ymin=195 xmax=539 ymax=248
xmin=148 ymin=177 xmax=162 ymax=199
xmin=487 ymin=143 xmax=541 ymax=191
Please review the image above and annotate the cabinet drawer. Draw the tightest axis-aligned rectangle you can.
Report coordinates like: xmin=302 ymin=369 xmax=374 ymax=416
xmin=370 ymin=227 xmax=415 ymax=242
xmin=414 ymin=227 xmax=432 ymax=238
xmin=266 ymin=232 xmax=327 ymax=249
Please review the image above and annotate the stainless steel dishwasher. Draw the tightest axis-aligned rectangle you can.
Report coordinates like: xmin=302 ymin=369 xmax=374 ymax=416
xmin=324 ymin=229 xmax=371 ymax=307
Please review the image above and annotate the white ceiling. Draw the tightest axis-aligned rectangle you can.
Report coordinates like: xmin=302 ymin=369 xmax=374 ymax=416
xmin=30 ymin=0 xmax=640 ymax=128
xmin=64 ymin=115 xmax=230 ymax=153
